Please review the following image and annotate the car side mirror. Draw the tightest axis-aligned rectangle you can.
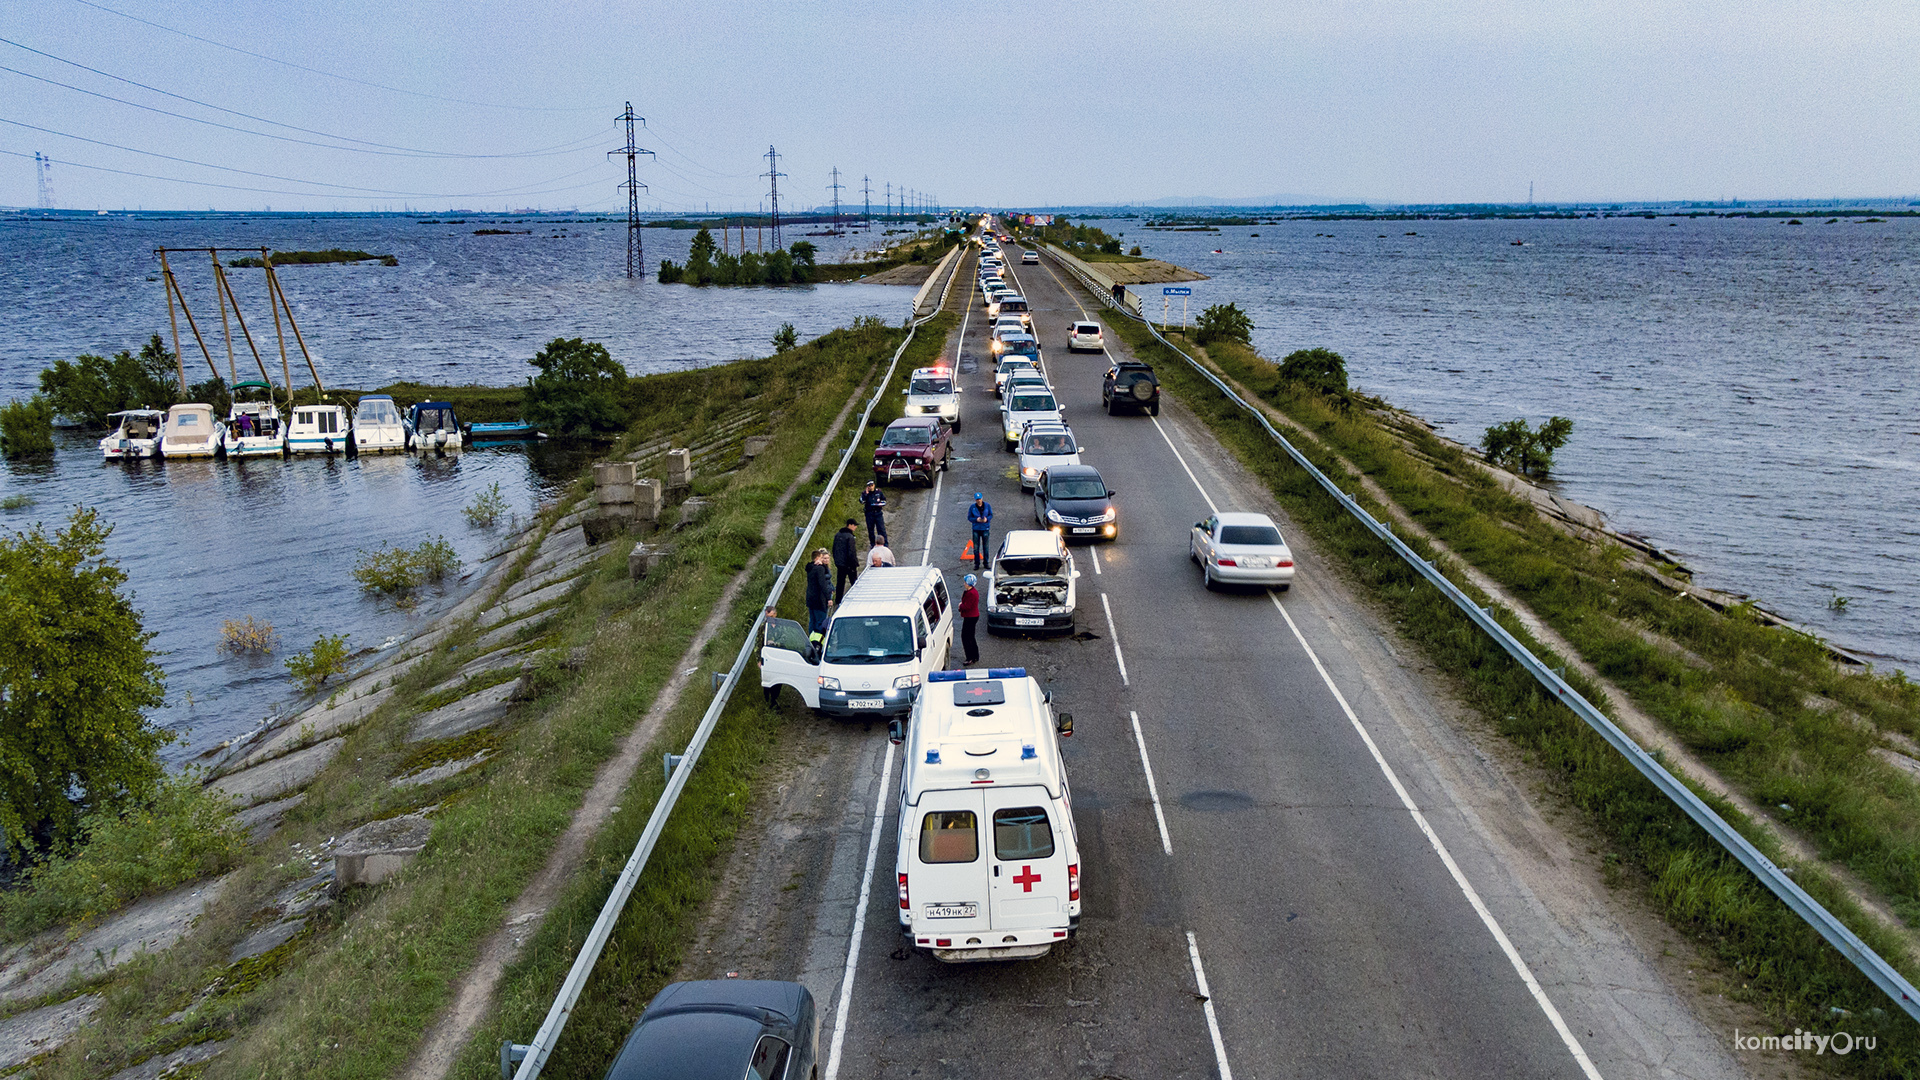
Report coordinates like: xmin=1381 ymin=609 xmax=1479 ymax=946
xmin=1056 ymin=712 xmax=1074 ymax=737
xmin=1196 ymin=521 xmax=1207 ymax=530
xmin=900 ymin=388 xmax=909 ymax=395
xmin=918 ymin=634 xmax=928 ymax=650
xmin=1107 ymin=489 xmax=1117 ymax=498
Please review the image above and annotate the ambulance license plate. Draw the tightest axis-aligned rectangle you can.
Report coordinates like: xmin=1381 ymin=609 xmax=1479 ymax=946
xmin=925 ymin=903 xmax=978 ymax=919
xmin=1015 ymin=617 xmax=1044 ymax=627
xmin=847 ymin=699 xmax=884 ymax=709
xmin=1071 ymin=527 xmax=1095 ymax=534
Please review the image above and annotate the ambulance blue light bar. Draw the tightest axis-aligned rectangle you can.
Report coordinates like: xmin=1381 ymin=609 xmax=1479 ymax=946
xmin=928 ymin=667 xmax=1026 ymax=682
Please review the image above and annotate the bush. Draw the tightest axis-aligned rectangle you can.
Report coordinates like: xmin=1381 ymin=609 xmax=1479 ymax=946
xmin=36 ymin=334 xmax=179 ymax=427
xmin=0 ymin=494 xmax=34 ymax=511
xmin=464 ymin=481 xmax=509 ymax=528
xmin=772 ymin=323 xmax=798 ymax=352
xmin=1276 ymin=347 xmax=1349 ymax=397
xmin=1194 ymin=303 xmax=1254 ymax=346
xmin=0 ymin=773 xmax=246 ymax=937
xmin=656 ymin=259 xmax=683 ymax=284
xmin=415 ymin=536 xmax=459 ymax=582
xmin=352 ymin=537 xmax=461 ymax=597
xmin=1481 ymin=416 xmax=1574 ymax=478
xmin=0 ymin=508 xmax=169 ymax=855
xmin=0 ymin=394 xmax=54 ymax=458
xmin=1129 ymin=246 xmax=1142 ymax=256
xmin=286 ymin=632 xmax=351 ymax=693
xmin=523 ymin=337 xmax=629 ymax=438
xmin=221 ymin=615 xmax=279 ymax=653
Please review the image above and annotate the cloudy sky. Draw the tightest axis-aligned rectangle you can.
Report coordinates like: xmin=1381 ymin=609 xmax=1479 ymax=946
xmin=3 ymin=0 xmax=1916 ymax=211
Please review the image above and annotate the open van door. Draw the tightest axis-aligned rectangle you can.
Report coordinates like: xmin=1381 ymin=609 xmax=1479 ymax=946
xmin=760 ymin=618 xmax=820 ymax=708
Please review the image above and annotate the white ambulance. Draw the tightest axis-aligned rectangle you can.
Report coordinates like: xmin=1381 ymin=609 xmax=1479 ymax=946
xmin=759 ymin=566 xmax=954 ymax=721
xmin=895 ymin=667 xmax=1079 ymax=962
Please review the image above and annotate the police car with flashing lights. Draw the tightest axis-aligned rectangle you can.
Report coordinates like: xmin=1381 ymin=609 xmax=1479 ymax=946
xmin=903 ymin=365 xmax=962 ymax=428
xmin=896 ymin=668 xmax=1079 ymax=962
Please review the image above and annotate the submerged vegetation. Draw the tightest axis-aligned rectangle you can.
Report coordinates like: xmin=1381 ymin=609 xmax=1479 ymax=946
xmin=0 ymin=393 xmax=55 ymax=458
xmin=1481 ymin=415 xmax=1575 ymax=478
xmin=285 ymin=632 xmax=351 ymax=693
xmin=220 ymin=615 xmax=280 ymax=654
xmin=228 ymin=249 xmax=397 ymax=267
xmin=351 ymin=536 xmax=461 ymax=600
xmin=656 ymin=228 xmax=820 ymax=285
xmin=523 ymin=337 xmax=629 ymax=437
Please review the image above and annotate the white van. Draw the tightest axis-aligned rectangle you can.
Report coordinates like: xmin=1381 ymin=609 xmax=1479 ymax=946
xmin=903 ymin=365 xmax=962 ymax=429
xmin=759 ymin=566 xmax=954 ymax=721
xmin=896 ymin=667 xmax=1078 ymax=962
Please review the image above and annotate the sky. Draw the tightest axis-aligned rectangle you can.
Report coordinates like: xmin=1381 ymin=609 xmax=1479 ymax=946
xmin=2 ymin=0 xmax=1917 ymax=212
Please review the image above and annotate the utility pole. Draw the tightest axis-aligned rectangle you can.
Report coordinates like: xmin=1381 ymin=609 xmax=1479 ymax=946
xmin=884 ymin=182 xmax=892 ymax=222
xmin=764 ymin=146 xmax=786 ymax=249
xmin=861 ymin=175 xmax=872 ymax=231
xmin=828 ymin=167 xmax=844 ymax=233
xmin=609 ymin=103 xmax=653 ymax=278
xmin=34 ymin=152 xmax=53 ymax=210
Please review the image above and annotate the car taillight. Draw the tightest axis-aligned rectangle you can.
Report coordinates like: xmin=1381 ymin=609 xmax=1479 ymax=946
xmin=1216 ymin=558 xmax=1237 ymax=567
xmin=1277 ymin=559 xmax=1294 ymax=567
xmin=1068 ymin=864 xmax=1079 ymax=901
xmin=898 ymin=873 xmax=910 ymax=910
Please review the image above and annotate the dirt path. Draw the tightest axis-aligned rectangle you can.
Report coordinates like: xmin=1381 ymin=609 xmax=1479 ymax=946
xmin=404 ymin=355 xmax=893 ymax=1080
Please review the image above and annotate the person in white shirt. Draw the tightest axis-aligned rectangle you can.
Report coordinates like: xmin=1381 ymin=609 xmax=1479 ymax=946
xmin=867 ymin=542 xmax=896 ymax=568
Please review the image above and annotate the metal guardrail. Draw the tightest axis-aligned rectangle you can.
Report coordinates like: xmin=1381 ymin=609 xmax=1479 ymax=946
xmin=502 ymin=301 xmax=953 ymax=1080
xmin=1044 ymin=247 xmax=1920 ymax=1024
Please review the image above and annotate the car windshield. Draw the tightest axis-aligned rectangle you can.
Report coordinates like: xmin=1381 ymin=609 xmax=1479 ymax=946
xmin=1220 ymin=524 xmax=1284 ymax=546
xmin=880 ymin=426 xmax=933 ymax=446
xmin=1005 ymin=340 xmax=1038 ymax=356
xmin=1010 ymin=393 xmax=1056 ymax=412
xmin=1048 ymin=476 xmax=1107 ymax=499
xmin=1024 ymin=434 xmax=1074 ymax=455
xmin=909 ymin=377 xmax=952 ymax=395
xmin=822 ymin=615 xmax=915 ymax=663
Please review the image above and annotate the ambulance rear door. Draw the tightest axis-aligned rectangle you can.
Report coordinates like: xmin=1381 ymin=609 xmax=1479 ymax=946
xmin=985 ymin=786 xmax=1071 ymax=930
xmin=908 ymin=791 xmax=990 ymax=936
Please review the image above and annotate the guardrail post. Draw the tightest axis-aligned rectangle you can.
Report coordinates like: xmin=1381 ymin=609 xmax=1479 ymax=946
xmin=500 ymin=1042 xmax=530 ymax=1079
xmin=663 ymin=752 xmax=684 ymax=782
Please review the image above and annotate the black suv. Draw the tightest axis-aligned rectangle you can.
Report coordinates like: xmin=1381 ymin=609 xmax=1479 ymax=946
xmin=1102 ymin=361 xmax=1161 ymax=415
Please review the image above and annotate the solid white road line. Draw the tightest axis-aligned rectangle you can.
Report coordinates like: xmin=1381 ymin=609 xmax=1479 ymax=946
xmin=1149 ymin=413 xmax=1219 ymax=515
xmin=1186 ymin=931 xmax=1235 ymax=1080
xmin=919 ymin=468 xmax=942 ymax=567
xmin=1130 ymin=710 xmax=1173 ymax=855
xmin=822 ymin=737 xmax=898 ymax=1080
xmin=1266 ymin=592 xmax=1603 ymax=1080
xmin=1088 ymin=544 xmax=1101 ymax=575
xmin=1099 ymin=592 xmax=1129 ymax=686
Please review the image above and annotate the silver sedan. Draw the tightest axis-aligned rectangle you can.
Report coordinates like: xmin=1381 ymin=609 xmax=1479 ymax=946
xmin=1190 ymin=511 xmax=1296 ymax=590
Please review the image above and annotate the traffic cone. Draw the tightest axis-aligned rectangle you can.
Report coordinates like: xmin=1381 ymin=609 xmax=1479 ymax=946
xmin=960 ymin=538 xmax=974 ymax=561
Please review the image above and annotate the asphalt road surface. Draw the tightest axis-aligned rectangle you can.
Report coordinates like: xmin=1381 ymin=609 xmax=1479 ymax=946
xmin=697 ymin=239 xmax=1747 ymax=1080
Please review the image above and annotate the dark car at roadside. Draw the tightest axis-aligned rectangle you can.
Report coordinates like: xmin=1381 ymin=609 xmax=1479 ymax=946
xmin=1033 ymin=463 xmax=1118 ymax=542
xmin=1102 ymin=361 xmax=1161 ymax=416
xmin=873 ymin=416 xmax=951 ymax=486
xmin=601 ymin=980 xmax=817 ymax=1080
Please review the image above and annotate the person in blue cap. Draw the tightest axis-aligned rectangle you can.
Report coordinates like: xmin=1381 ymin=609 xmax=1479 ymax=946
xmin=966 ymin=492 xmax=992 ymax=570
xmin=959 ymin=573 xmax=981 ymax=665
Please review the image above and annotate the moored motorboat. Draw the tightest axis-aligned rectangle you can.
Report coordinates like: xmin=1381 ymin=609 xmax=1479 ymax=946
xmin=352 ymin=394 xmax=408 ymax=453
xmin=225 ymin=381 xmax=286 ymax=457
xmin=466 ymin=419 xmax=542 ymax=445
xmin=407 ymin=400 xmax=464 ymax=452
xmin=100 ymin=408 xmax=166 ymax=460
xmin=286 ymin=403 xmax=352 ymax=455
xmin=159 ymin=402 xmax=223 ymax=459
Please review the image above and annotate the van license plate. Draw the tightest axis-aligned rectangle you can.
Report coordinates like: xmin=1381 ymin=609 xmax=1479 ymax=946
xmin=1015 ymin=617 xmax=1044 ymax=627
xmin=847 ymin=699 xmax=884 ymax=709
xmin=1071 ymin=527 xmax=1094 ymax=535
xmin=925 ymin=903 xmax=978 ymax=919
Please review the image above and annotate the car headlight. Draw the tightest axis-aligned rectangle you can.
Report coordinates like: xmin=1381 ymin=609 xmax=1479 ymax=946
xmin=1021 ymin=466 xmax=1039 ymax=479
xmin=893 ymin=673 xmax=921 ymax=689
xmin=1099 ymin=508 xmax=1117 ymax=522
xmin=818 ymin=676 xmax=841 ymax=690
xmin=1046 ymin=509 xmax=1065 ymax=523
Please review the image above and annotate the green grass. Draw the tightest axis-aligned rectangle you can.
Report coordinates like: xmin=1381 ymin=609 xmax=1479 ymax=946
xmin=1104 ymin=314 xmax=1920 ymax=1074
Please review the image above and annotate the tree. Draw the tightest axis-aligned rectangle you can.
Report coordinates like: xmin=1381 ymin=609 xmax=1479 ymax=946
xmin=523 ymin=337 xmax=629 ymax=437
xmin=788 ymin=241 xmax=817 ymax=282
xmin=764 ymin=248 xmax=794 ymax=285
xmin=772 ymin=323 xmax=798 ymax=352
xmin=0 ymin=508 xmax=169 ymax=856
xmin=685 ymin=227 xmax=717 ymax=285
xmin=1276 ymin=348 xmax=1349 ymax=396
xmin=37 ymin=335 xmax=180 ymax=427
xmin=0 ymin=395 xmax=55 ymax=458
xmin=1194 ymin=302 xmax=1254 ymax=346
xmin=1481 ymin=416 xmax=1574 ymax=477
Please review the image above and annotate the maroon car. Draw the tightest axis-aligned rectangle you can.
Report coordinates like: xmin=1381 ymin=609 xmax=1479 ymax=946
xmin=872 ymin=417 xmax=951 ymax=486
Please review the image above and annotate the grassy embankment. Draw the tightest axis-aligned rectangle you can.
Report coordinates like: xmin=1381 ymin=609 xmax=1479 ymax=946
xmin=1102 ymin=314 xmax=1920 ymax=1074
xmin=20 ymin=319 xmax=937 ymax=1080
xmin=453 ymin=312 xmax=955 ymax=1080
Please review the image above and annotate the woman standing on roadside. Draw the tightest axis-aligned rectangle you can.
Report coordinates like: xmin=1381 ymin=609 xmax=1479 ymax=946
xmin=959 ymin=573 xmax=981 ymax=665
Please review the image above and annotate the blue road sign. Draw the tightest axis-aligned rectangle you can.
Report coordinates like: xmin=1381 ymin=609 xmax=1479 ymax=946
xmin=1164 ymin=286 xmax=1192 ymax=296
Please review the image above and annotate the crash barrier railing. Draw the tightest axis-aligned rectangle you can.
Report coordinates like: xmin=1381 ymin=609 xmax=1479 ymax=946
xmin=910 ymin=243 xmax=964 ymax=320
xmin=1042 ymin=245 xmax=1920 ymax=1024
xmin=501 ymin=302 xmax=950 ymax=1080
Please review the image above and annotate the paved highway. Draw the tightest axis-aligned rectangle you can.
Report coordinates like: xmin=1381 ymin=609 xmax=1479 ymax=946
xmin=690 ymin=238 xmax=1746 ymax=1079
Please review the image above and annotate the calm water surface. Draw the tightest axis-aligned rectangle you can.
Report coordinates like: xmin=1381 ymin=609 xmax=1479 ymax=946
xmin=1100 ymin=215 xmax=1920 ymax=668
xmin=0 ymin=213 xmax=918 ymax=762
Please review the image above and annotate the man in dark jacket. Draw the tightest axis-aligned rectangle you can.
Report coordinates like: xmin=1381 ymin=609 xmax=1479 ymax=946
xmin=831 ymin=519 xmax=861 ymax=602
xmin=805 ymin=548 xmax=833 ymax=643
xmin=860 ymin=481 xmax=889 ymax=546
xmin=966 ymin=493 xmax=992 ymax=569
xmin=959 ymin=573 xmax=981 ymax=665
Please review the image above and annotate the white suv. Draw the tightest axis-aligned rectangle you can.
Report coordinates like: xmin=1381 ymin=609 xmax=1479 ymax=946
xmin=1018 ymin=422 xmax=1081 ymax=489
xmin=903 ymin=365 xmax=961 ymax=429
xmin=1067 ymin=321 xmax=1103 ymax=353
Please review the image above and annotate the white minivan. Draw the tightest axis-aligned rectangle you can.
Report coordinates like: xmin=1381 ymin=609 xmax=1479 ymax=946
xmin=760 ymin=566 xmax=954 ymax=721
xmin=896 ymin=667 xmax=1078 ymax=962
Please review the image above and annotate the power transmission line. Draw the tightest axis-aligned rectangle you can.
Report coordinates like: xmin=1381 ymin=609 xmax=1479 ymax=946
xmin=827 ymin=166 xmax=843 ymax=232
xmin=763 ymin=146 xmax=785 ymax=248
xmin=35 ymin=151 xmax=53 ymax=208
xmin=861 ymin=174 xmax=871 ymax=231
xmin=609 ymin=103 xmax=652 ymax=279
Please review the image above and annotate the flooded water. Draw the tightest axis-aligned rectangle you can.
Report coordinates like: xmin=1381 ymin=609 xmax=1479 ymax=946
xmin=0 ymin=213 xmax=917 ymax=762
xmin=1098 ymin=214 xmax=1920 ymax=668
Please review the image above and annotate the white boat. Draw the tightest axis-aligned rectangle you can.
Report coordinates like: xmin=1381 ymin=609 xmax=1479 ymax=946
xmin=99 ymin=408 xmax=166 ymax=460
xmin=352 ymin=394 xmax=408 ymax=454
xmin=160 ymin=403 xmax=223 ymax=459
xmin=225 ymin=381 xmax=286 ymax=458
xmin=286 ymin=404 xmax=352 ymax=455
xmin=407 ymin=400 xmax=464 ymax=453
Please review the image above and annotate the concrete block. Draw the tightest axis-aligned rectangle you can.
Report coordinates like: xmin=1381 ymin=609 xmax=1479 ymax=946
xmin=743 ymin=435 xmax=772 ymax=459
xmin=592 ymin=460 xmax=638 ymax=489
xmin=665 ymin=447 xmax=692 ymax=484
xmin=629 ymin=544 xmax=676 ymax=580
xmin=333 ymin=813 xmax=433 ymax=890
xmin=634 ymin=478 xmax=664 ymax=522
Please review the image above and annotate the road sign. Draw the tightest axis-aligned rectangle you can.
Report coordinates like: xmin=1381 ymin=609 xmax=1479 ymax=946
xmin=1164 ymin=286 xmax=1192 ymax=296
